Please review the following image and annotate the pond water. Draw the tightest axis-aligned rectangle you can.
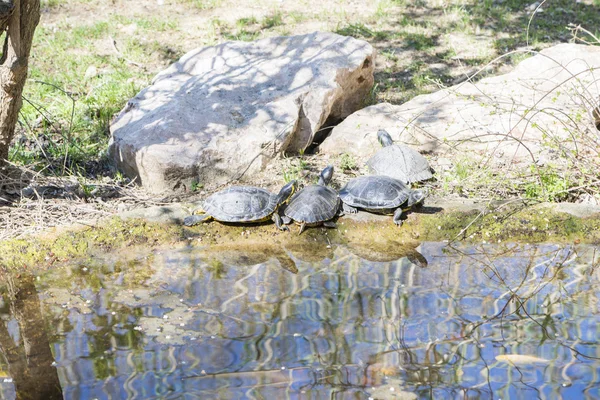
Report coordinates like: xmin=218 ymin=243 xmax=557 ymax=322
xmin=1 ymin=241 xmax=599 ymax=399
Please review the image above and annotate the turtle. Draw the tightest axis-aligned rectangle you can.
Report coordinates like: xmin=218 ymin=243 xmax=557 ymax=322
xmin=281 ymin=165 xmax=341 ymax=234
xmin=338 ymin=175 xmax=425 ymax=226
xmin=367 ymin=129 xmax=434 ymax=184
xmin=183 ymin=180 xmax=298 ymax=229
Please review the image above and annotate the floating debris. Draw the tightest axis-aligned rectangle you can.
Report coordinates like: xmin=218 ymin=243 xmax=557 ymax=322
xmin=495 ymin=355 xmax=551 ymax=365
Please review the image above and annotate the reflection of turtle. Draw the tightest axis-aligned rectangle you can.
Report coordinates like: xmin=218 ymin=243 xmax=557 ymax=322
xmin=183 ymin=181 xmax=297 ymax=229
xmin=347 ymin=241 xmax=428 ymax=266
xmin=282 ymin=166 xmax=340 ymax=234
xmin=284 ymin=242 xmax=335 ymax=264
xmin=339 ymin=175 xmax=425 ymax=226
xmin=198 ymin=244 xmax=298 ymax=274
xmin=367 ymin=129 xmax=434 ymax=184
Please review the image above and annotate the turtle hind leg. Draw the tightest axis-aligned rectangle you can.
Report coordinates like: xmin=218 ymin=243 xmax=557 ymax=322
xmin=323 ymin=221 xmax=337 ymax=229
xmin=392 ymin=208 xmax=404 ymax=226
xmin=342 ymin=203 xmax=358 ymax=214
xmin=183 ymin=214 xmax=213 ymax=226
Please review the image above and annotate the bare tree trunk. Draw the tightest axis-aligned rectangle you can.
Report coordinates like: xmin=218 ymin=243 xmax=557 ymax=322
xmin=0 ymin=0 xmax=40 ymax=163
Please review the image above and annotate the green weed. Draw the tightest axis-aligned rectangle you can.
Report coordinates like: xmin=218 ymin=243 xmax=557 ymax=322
xmin=262 ymin=12 xmax=284 ymax=29
xmin=339 ymin=153 xmax=358 ymax=171
xmin=236 ymin=16 xmax=258 ymax=27
xmin=524 ymin=166 xmax=572 ymax=202
xmin=283 ymin=158 xmax=308 ymax=183
xmin=191 ymin=181 xmax=204 ymax=192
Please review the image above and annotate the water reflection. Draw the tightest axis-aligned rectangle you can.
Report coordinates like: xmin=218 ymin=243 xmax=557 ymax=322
xmin=0 ymin=274 xmax=63 ymax=400
xmin=0 ymin=242 xmax=599 ymax=399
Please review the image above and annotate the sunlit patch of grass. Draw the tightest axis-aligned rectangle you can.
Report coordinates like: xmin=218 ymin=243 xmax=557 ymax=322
xmin=117 ymin=16 xmax=179 ymax=32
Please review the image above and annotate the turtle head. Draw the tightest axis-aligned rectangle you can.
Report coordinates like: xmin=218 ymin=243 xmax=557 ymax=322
xmin=377 ymin=129 xmax=394 ymax=147
xmin=318 ymin=165 xmax=334 ymax=186
xmin=277 ymin=180 xmax=298 ymax=204
xmin=407 ymin=189 xmax=426 ymax=207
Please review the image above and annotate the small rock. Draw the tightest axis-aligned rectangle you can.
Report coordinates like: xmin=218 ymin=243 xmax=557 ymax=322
xmin=84 ymin=65 xmax=98 ymax=80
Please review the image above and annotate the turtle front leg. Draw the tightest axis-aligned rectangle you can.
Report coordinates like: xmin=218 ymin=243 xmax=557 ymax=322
xmin=298 ymin=222 xmax=307 ymax=235
xmin=342 ymin=203 xmax=357 ymax=214
xmin=183 ymin=213 xmax=213 ymax=226
xmin=272 ymin=213 xmax=289 ymax=231
xmin=393 ymin=208 xmax=404 ymax=226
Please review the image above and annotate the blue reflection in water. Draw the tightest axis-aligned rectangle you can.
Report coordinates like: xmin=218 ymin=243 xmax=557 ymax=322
xmin=1 ymin=242 xmax=599 ymax=399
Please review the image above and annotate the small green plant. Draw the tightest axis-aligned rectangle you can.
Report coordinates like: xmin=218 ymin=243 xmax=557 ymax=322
xmin=283 ymin=158 xmax=308 ymax=183
xmin=524 ymin=166 xmax=571 ymax=202
xmin=288 ymin=12 xmax=307 ymax=24
xmin=236 ymin=16 xmax=258 ymax=28
xmin=78 ymin=180 xmax=95 ymax=199
xmin=191 ymin=181 xmax=204 ymax=192
xmin=339 ymin=153 xmax=358 ymax=171
xmin=262 ymin=12 xmax=284 ymax=29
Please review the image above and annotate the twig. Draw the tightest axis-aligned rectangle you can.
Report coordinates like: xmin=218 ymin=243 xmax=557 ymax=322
xmin=109 ymin=36 xmax=144 ymax=68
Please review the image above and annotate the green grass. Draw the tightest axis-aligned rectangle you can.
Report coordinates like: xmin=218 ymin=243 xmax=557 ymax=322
xmin=13 ymin=18 xmax=151 ymax=175
xmin=402 ymin=32 xmax=435 ymax=50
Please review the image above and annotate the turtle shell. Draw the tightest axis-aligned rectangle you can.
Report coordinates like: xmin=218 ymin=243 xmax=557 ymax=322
xmin=339 ymin=175 xmax=411 ymax=210
xmin=203 ymin=186 xmax=277 ymax=222
xmin=367 ymin=144 xmax=434 ymax=184
xmin=284 ymin=185 xmax=340 ymax=224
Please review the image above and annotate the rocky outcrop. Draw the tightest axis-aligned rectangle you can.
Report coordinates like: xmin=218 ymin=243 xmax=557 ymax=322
xmin=109 ymin=32 xmax=375 ymax=194
xmin=320 ymin=44 xmax=600 ymax=170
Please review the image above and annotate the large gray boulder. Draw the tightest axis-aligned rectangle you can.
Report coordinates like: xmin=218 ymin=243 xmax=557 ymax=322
xmin=109 ymin=32 xmax=375 ymax=194
xmin=321 ymin=44 xmax=600 ymax=169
